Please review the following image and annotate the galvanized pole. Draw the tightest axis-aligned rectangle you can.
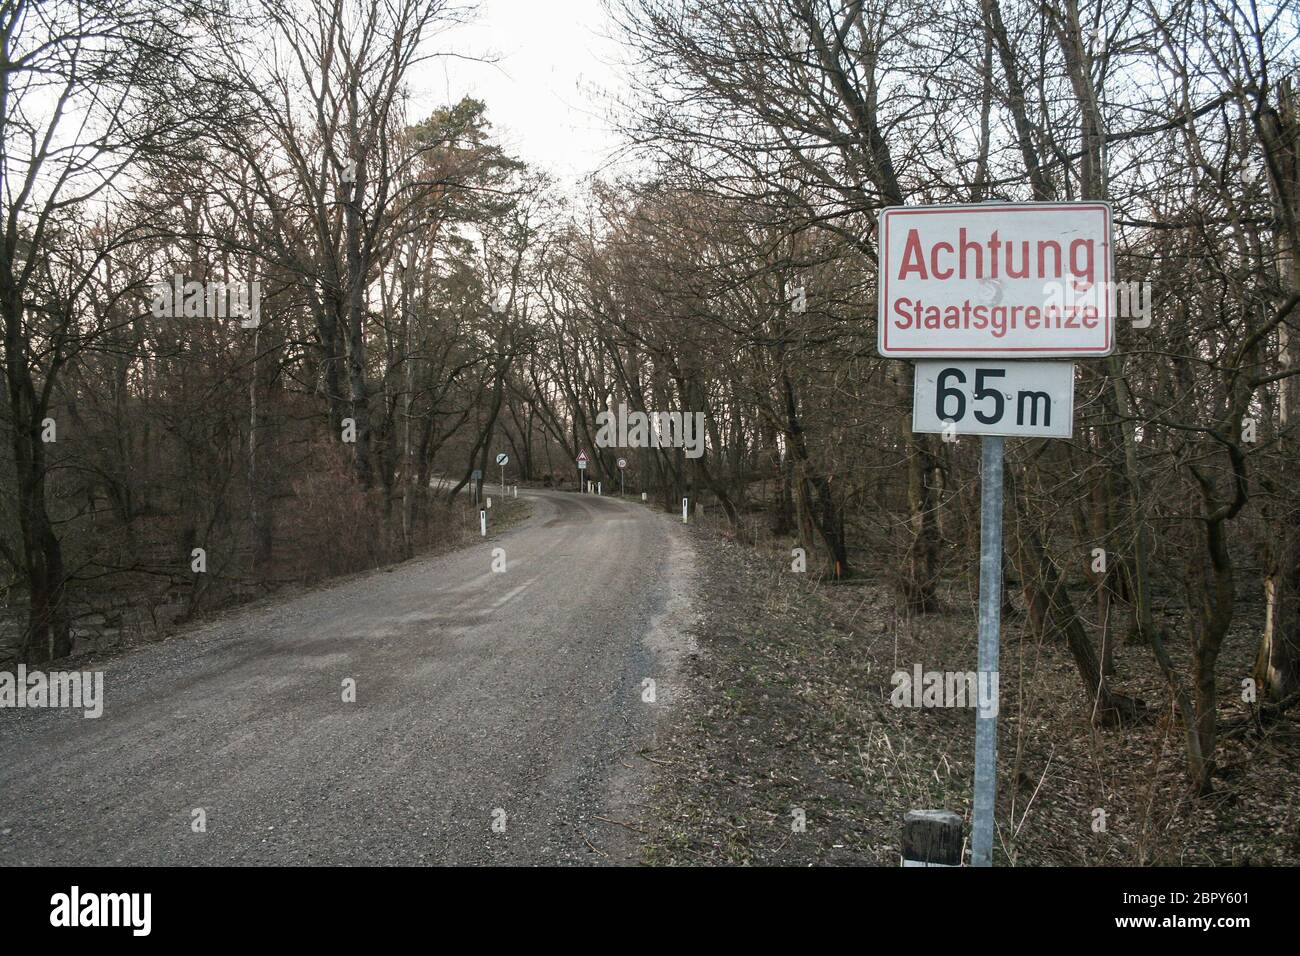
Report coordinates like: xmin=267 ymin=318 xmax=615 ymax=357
xmin=972 ymin=435 xmax=1004 ymax=867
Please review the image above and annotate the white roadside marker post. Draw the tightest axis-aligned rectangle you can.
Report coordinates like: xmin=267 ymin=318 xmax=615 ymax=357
xmin=479 ymin=509 xmax=487 ymax=537
xmin=682 ymin=497 xmax=688 ymax=523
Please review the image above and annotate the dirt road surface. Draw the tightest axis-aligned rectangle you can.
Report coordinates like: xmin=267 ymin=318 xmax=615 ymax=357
xmin=0 ymin=489 xmax=696 ymax=865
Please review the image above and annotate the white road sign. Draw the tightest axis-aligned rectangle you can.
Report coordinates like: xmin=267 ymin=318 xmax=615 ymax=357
xmin=617 ymin=457 xmax=627 ymax=469
xmin=878 ymin=202 xmax=1114 ymax=358
xmin=496 ymin=453 xmax=509 ymax=466
xmin=912 ymin=360 xmax=1074 ymax=439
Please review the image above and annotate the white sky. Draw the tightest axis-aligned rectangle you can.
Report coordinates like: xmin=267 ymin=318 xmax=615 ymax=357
xmin=415 ymin=0 xmax=631 ymax=190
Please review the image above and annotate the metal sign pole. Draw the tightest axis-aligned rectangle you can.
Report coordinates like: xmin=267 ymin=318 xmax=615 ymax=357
xmin=972 ymin=435 xmax=1004 ymax=867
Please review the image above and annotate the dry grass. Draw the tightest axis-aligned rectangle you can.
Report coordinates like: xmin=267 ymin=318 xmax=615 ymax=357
xmin=642 ymin=509 xmax=1300 ymax=866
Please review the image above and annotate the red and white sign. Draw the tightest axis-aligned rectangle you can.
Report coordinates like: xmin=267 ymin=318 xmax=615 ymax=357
xmin=877 ymin=202 xmax=1114 ymax=358
xmin=577 ymin=449 xmax=588 ymax=470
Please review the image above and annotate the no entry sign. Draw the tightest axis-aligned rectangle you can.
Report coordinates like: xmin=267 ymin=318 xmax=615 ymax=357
xmin=877 ymin=202 xmax=1113 ymax=358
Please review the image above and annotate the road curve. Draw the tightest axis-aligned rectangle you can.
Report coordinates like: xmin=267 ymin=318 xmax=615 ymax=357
xmin=0 ymin=489 xmax=697 ymax=865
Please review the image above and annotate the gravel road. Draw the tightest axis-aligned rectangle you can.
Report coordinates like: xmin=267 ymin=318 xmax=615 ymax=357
xmin=0 ymin=489 xmax=697 ymax=865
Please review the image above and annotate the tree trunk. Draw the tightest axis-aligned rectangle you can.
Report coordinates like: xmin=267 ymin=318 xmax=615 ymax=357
xmin=781 ymin=369 xmax=849 ymax=577
xmin=3 ymin=307 xmax=71 ymax=662
xmin=1008 ymin=468 xmax=1142 ymax=727
xmin=1256 ymin=78 xmax=1300 ymax=700
xmin=896 ymin=364 xmax=937 ymax=609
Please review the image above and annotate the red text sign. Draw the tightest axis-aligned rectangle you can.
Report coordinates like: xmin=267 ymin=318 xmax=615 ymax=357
xmin=877 ymin=203 xmax=1114 ymax=357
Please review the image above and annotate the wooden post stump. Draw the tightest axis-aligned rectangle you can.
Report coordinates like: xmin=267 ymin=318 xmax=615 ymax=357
xmin=902 ymin=810 xmax=963 ymax=866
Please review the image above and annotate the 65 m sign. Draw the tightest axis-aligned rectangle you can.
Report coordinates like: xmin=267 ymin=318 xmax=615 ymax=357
xmin=912 ymin=360 xmax=1074 ymax=439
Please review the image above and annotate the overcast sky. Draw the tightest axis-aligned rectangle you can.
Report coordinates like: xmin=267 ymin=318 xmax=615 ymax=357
xmin=415 ymin=0 xmax=631 ymax=189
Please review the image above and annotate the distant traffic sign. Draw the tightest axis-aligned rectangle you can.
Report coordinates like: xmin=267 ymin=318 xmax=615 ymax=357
xmin=496 ymin=453 xmax=509 ymax=466
xmin=617 ymin=457 xmax=627 ymax=469
xmin=877 ymin=202 xmax=1113 ymax=358
xmin=576 ymin=450 xmax=588 ymax=470
xmin=470 ymin=469 xmax=482 ymax=480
